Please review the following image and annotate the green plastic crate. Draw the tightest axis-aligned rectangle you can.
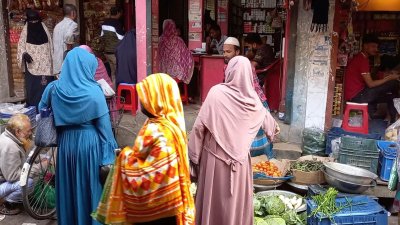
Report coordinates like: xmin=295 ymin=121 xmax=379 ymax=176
xmin=340 ymin=136 xmax=377 ymax=152
xmin=338 ymin=150 xmax=379 ymax=174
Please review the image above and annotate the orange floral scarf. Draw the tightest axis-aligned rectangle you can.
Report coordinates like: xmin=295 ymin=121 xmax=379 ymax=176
xmin=93 ymin=73 xmax=195 ymax=225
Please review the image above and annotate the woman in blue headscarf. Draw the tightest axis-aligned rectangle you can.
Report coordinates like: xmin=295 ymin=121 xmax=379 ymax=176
xmin=39 ymin=47 xmax=117 ymax=225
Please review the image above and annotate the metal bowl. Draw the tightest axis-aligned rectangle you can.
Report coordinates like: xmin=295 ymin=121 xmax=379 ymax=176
xmin=256 ymin=190 xmax=306 ymax=212
xmin=287 ymin=182 xmax=309 ymax=195
xmin=253 ymin=183 xmax=282 ymax=192
xmin=323 ymin=170 xmax=376 ymax=194
xmin=323 ymin=162 xmax=377 ymax=185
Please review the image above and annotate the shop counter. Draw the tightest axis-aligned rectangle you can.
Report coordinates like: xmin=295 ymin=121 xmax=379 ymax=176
xmin=199 ymin=55 xmax=225 ymax=103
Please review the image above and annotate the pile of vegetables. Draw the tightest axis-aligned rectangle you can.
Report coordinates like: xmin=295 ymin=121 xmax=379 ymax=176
xmin=253 ymin=161 xmax=282 ymax=177
xmin=254 ymin=194 xmax=306 ymax=225
xmin=290 ymin=160 xmax=324 ymax=172
xmin=278 ymin=195 xmax=305 ymax=211
xmin=310 ymin=187 xmax=366 ymax=223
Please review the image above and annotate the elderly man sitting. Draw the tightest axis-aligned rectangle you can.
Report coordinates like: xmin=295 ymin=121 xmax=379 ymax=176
xmin=0 ymin=114 xmax=33 ymax=215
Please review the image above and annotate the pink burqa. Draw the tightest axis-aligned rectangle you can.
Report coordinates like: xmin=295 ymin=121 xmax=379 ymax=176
xmin=188 ymin=56 xmax=278 ymax=225
xmin=79 ymin=45 xmax=113 ymax=87
xmin=158 ymin=19 xmax=194 ymax=84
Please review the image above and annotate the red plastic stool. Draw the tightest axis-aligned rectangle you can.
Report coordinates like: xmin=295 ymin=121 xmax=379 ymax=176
xmin=117 ymin=83 xmax=138 ymax=116
xmin=174 ymin=78 xmax=189 ymax=105
xmin=342 ymin=102 xmax=369 ymax=134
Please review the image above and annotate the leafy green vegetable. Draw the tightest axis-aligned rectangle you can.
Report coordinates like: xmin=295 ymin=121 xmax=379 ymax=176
xmin=254 ymin=198 xmax=261 ymax=212
xmin=265 ymin=196 xmax=285 ymax=215
xmin=263 ymin=215 xmax=286 ymax=225
xmin=297 ymin=212 xmax=307 ymax=225
xmin=281 ymin=210 xmax=298 ymax=225
xmin=254 ymin=217 xmax=268 ymax=225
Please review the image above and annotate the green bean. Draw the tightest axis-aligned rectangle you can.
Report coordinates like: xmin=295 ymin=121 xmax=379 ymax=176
xmin=309 ymin=188 xmax=367 ymax=224
xmin=291 ymin=160 xmax=324 ymax=172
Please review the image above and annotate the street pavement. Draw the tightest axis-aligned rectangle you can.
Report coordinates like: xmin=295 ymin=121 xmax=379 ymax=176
xmin=2 ymin=104 xmax=398 ymax=225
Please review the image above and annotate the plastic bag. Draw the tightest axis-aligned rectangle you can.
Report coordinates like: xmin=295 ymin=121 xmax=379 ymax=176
xmin=302 ymin=128 xmax=326 ymax=156
xmin=97 ymin=79 xmax=115 ymax=97
xmin=330 ymin=137 xmax=341 ymax=160
xmin=388 ymin=157 xmax=398 ymax=191
xmin=385 ymin=98 xmax=400 ymax=141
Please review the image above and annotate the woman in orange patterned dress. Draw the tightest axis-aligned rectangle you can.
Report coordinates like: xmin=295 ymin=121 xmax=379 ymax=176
xmin=93 ymin=73 xmax=195 ymax=225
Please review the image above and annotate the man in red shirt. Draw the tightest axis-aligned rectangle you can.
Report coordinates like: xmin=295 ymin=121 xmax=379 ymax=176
xmin=344 ymin=34 xmax=400 ymax=122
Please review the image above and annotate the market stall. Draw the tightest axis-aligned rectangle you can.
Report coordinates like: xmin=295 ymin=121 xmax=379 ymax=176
xmin=6 ymin=1 xmax=63 ymax=98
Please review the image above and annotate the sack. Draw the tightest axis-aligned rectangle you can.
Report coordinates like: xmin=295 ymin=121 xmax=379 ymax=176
xmin=92 ymin=164 xmax=116 ymax=224
xmin=302 ymin=127 xmax=326 ymax=156
xmin=388 ymin=157 xmax=398 ymax=191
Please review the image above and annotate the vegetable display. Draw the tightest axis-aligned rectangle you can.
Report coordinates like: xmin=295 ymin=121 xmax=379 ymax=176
xmin=254 ymin=194 xmax=306 ymax=225
xmin=310 ymin=187 xmax=366 ymax=223
xmin=290 ymin=160 xmax=324 ymax=172
xmin=278 ymin=195 xmax=305 ymax=211
xmin=253 ymin=161 xmax=283 ymax=177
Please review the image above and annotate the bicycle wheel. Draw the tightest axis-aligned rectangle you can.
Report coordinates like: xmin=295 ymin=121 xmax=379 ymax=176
xmin=20 ymin=146 xmax=57 ymax=220
xmin=114 ymin=125 xmax=136 ymax=148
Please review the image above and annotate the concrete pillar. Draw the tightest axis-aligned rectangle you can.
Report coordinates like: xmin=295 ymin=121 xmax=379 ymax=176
xmin=0 ymin=1 xmax=12 ymax=101
xmin=289 ymin=0 xmax=335 ymax=143
xmin=135 ymin=0 xmax=152 ymax=83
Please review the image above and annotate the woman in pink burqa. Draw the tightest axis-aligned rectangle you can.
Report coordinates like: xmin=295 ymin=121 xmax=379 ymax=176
xmin=158 ymin=19 xmax=194 ymax=84
xmin=79 ymin=45 xmax=113 ymax=88
xmin=189 ymin=56 xmax=280 ymax=225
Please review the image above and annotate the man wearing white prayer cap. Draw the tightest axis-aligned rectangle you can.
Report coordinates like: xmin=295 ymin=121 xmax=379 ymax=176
xmin=223 ymin=37 xmax=241 ymax=64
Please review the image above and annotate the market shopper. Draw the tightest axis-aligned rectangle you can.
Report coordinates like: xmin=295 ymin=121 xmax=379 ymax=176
xmin=79 ymin=45 xmax=113 ymax=88
xmin=244 ymin=33 xmax=275 ymax=86
xmin=53 ymin=4 xmax=79 ymax=76
xmin=189 ymin=56 xmax=279 ymax=225
xmin=115 ymin=29 xmax=137 ymax=86
xmin=223 ymin=37 xmax=274 ymax=158
xmin=206 ymin=24 xmax=228 ymax=55
xmin=101 ymin=6 xmax=124 ymax=89
xmin=0 ymin=114 xmax=33 ymax=215
xmin=344 ymin=34 xmax=400 ymax=123
xmin=158 ymin=19 xmax=194 ymax=84
xmin=17 ymin=9 xmax=55 ymax=111
xmin=93 ymin=73 xmax=195 ymax=225
xmin=39 ymin=47 xmax=117 ymax=225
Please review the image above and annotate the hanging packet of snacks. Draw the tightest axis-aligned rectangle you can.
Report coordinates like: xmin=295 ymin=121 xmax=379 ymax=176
xmin=385 ymin=98 xmax=400 ymax=141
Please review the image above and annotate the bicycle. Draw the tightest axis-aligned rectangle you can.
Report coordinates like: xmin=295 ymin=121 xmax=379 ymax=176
xmin=20 ymin=146 xmax=57 ymax=220
xmin=19 ymin=96 xmax=136 ymax=220
xmin=106 ymin=95 xmax=137 ymax=148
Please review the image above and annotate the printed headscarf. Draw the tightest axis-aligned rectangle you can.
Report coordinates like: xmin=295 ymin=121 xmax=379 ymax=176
xmin=158 ymin=20 xmax=194 ymax=84
xmin=93 ymin=74 xmax=195 ymax=225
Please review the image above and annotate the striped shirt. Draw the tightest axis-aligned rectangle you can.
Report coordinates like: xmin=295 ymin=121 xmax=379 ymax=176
xmin=52 ymin=17 xmax=79 ymax=74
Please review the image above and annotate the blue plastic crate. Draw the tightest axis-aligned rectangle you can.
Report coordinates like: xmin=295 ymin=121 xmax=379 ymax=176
xmin=307 ymin=195 xmax=388 ymax=225
xmin=326 ymin=127 xmax=381 ymax=155
xmin=377 ymin=140 xmax=397 ymax=181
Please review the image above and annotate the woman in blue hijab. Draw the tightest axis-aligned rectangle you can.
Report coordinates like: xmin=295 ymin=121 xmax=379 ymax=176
xmin=39 ymin=47 xmax=117 ymax=225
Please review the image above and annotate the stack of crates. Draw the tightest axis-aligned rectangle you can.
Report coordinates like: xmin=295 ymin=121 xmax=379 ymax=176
xmin=307 ymin=195 xmax=388 ymax=225
xmin=377 ymin=140 xmax=397 ymax=181
xmin=338 ymin=136 xmax=379 ymax=174
xmin=325 ymin=127 xmax=381 ymax=155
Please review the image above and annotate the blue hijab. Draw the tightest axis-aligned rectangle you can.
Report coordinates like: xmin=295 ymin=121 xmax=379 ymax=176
xmin=51 ymin=47 xmax=108 ymax=126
